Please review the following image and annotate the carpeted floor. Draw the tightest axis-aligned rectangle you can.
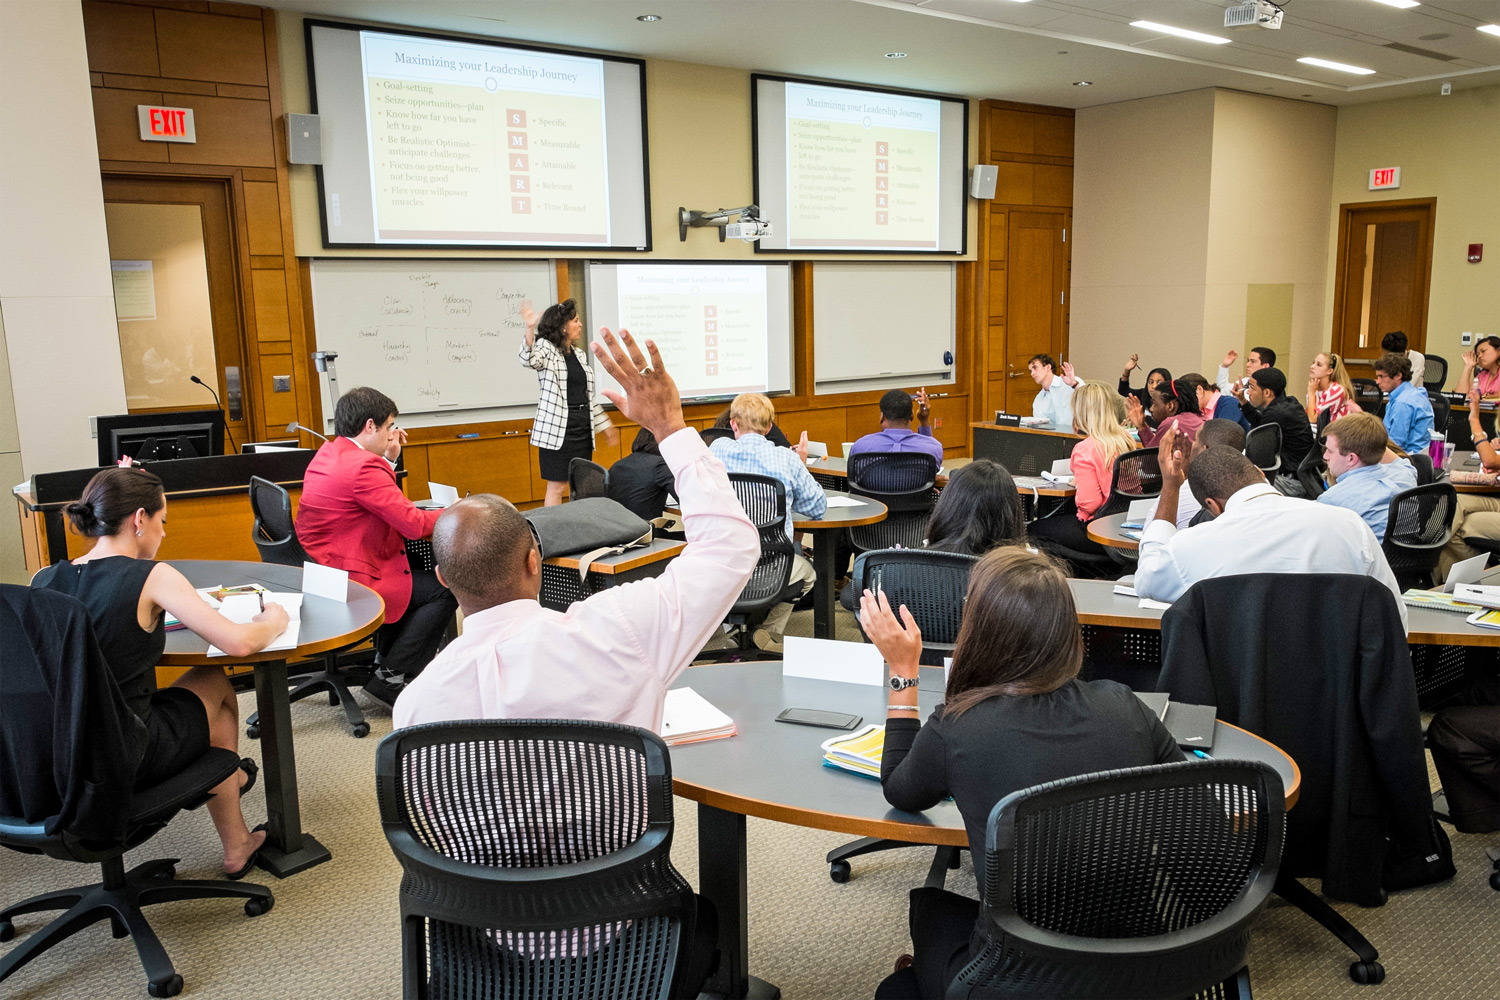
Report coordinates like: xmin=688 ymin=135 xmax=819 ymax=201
xmin=3 ymin=605 xmax=1496 ymax=999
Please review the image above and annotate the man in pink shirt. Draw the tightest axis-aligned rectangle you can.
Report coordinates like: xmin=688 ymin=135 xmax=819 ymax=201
xmin=393 ymin=329 xmax=759 ymax=732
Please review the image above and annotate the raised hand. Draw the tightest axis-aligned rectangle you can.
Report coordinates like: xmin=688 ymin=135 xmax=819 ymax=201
xmin=915 ymin=388 xmax=931 ymax=424
xmin=1124 ymin=353 xmax=1139 ymax=374
xmin=1061 ymin=361 xmax=1079 ymax=386
xmin=1462 ymin=350 xmax=1477 ymax=369
xmin=1222 ymin=348 xmax=1239 ymax=369
xmin=1230 ymin=380 xmax=1247 ymax=403
xmin=590 ymin=328 xmax=687 ymax=442
xmin=794 ymin=430 xmax=809 ymax=462
xmin=1157 ymin=424 xmax=1188 ymax=489
xmin=1124 ymin=393 xmax=1146 ymax=428
xmin=859 ymin=589 xmax=922 ymax=677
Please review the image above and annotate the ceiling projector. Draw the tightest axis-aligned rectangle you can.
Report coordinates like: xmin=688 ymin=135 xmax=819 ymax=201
xmin=1225 ymin=0 xmax=1283 ymax=29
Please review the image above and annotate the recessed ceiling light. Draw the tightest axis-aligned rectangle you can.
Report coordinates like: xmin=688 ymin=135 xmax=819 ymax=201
xmin=1371 ymin=0 xmax=1420 ymax=8
xmin=1479 ymin=25 xmax=1500 ymax=37
xmin=884 ymin=51 xmax=907 ymax=59
xmin=1298 ymin=56 xmax=1377 ymax=75
xmin=1129 ymin=20 xmax=1231 ymax=45
xmin=1073 ymin=81 xmax=1092 ymax=86
xmin=636 ymin=14 xmax=661 ymax=22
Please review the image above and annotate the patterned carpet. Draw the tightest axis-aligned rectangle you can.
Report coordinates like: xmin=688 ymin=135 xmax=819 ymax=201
xmin=2 ymin=606 xmax=1496 ymax=999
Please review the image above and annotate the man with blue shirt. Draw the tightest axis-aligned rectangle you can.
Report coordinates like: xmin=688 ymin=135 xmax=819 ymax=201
xmin=1317 ymin=412 xmax=1417 ymax=539
xmin=1375 ymin=352 xmax=1434 ymax=456
xmin=1028 ymin=354 xmax=1080 ymax=429
xmin=711 ymin=392 xmax=827 ymax=650
xmin=848 ymin=388 xmax=945 ymax=463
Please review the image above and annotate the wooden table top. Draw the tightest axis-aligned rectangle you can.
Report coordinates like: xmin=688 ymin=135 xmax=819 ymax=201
xmin=793 ymin=491 xmax=888 ymax=530
xmin=160 ymin=560 xmax=385 ymax=666
xmin=1086 ymin=511 xmax=1141 ymax=551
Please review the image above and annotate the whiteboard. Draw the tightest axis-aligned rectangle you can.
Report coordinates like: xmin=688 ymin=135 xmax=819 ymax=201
xmin=308 ymin=259 xmax=558 ymax=428
xmin=811 ymin=263 xmax=956 ymax=394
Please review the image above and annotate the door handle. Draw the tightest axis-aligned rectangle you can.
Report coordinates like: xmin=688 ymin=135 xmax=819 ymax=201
xmin=224 ymin=366 xmax=243 ymax=421
xmin=1008 ymin=371 xmax=1026 ymax=378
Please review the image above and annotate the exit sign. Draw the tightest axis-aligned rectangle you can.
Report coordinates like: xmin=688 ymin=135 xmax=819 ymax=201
xmin=1368 ymin=166 xmax=1401 ymax=190
xmin=137 ymin=105 xmax=196 ymax=143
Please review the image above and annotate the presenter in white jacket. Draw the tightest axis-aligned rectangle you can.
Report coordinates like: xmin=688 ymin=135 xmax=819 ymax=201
xmin=519 ymin=298 xmax=618 ymax=505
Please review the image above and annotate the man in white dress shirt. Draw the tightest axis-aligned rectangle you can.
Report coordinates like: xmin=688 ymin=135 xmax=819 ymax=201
xmin=1135 ymin=429 xmax=1406 ymax=627
xmin=392 ymin=328 xmax=759 ymax=731
xmin=1028 ymin=354 xmax=1081 ymax=429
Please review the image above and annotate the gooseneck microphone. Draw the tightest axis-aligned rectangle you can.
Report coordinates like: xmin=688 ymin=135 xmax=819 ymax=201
xmin=286 ymin=421 xmax=329 ymax=443
xmin=189 ymin=374 xmax=239 ymax=453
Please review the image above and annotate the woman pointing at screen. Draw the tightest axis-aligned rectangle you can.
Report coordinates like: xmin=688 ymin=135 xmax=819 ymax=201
xmin=520 ymin=298 xmax=619 ymax=505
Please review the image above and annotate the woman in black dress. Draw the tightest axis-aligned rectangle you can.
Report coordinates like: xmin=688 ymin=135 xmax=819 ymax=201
xmin=520 ymin=297 xmax=619 ymax=505
xmin=863 ymin=548 xmax=1179 ymax=998
xmin=32 ymin=468 xmax=291 ymax=878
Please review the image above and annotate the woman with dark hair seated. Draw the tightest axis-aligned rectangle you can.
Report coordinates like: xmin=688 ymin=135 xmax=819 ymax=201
xmin=1127 ymin=376 xmax=1205 ymax=447
xmin=840 ymin=459 xmax=1025 ymax=609
xmin=1117 ymin=352 xmax=1171 ymax=412
xmin=864 ymin=548 xmax=1180 ymax=999
xmin=31 ymin=467 xmax=292 ymax=878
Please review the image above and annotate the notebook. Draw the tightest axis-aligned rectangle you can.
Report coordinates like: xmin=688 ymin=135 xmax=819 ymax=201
xmin=659 ymin=688 xmax=736 ymax=746
xmin=820 ymin=724 xmax=885 ymax=780
xmin=1133 ymin=692 xmax=1216 ymax=749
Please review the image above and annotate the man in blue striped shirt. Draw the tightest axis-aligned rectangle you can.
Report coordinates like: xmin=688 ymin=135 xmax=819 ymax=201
xmin=710 ymin=393 xmax=826 ymax=649
xmin=1317 ymin=411 xmax=1417 ymax=539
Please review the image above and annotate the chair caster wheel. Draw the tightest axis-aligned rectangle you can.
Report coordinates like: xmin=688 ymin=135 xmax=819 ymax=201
xmin=246 ymin=725 xmax=260 ymax=740
xmin=1349 ymin=961 xmax=1385 ymax=985
xmin=244 ymin=896 xmax=274 ymax=918
xmin=351 ymin=722 xmax=370 ymax=739
xmin=1490 ymin=870 xmax=1500 ymax=892
xmin=0 ymin=918 xmax=14 ymax=942
xmin=829 ymin=860 xmax=851 ymax=883
xmin=148 ymin=973 xmax=184 ymax=997
xmin=152 ymin=864 xmax=176 ymax=880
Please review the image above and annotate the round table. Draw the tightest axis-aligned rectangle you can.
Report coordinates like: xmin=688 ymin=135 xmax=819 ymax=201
xmin=1086 ymin=511 xmax=1141 ymax=551
xmin=164 ymin=560 xmax=384 ymax=877
xmin=669 ymin=662 xmax=1299 ymax=999
xmin=793 ymin=491 xmax=887 ymax=640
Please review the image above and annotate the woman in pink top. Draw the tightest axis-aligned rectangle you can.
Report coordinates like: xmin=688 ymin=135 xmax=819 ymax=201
xmin=1307 ymin=352 xmax=1358 ymax=424
xmin=1457 ymin=336 xmax=1500 ymax=400
xmin=1029 ymin=383 xmax=1137 ymax=559
xmin=1127 ymin=378 xmax=1205 ymax=448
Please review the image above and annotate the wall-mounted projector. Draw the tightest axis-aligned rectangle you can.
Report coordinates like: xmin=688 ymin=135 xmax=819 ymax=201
xmin=724 ymin=220 xmax=772 ymax=242
xmin=1225 ymin=0 xmax=1283 ymax=29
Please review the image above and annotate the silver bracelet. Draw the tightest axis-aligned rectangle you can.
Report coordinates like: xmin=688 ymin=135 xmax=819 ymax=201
xmin=887 ymin=704 xmax=920 ymax=712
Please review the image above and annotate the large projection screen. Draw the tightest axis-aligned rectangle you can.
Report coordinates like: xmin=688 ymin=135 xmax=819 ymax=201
xmin=753 ymin=75 xmax=967 ymax=254
xmin=307 ymin=21 xmax=650 ymax=250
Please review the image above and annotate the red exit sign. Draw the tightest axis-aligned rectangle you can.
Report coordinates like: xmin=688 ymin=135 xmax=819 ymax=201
xmin=1368 ymin=166 xmax=1401 ymax=190
xmin=137 ymin=105 xmax=197 ymax=143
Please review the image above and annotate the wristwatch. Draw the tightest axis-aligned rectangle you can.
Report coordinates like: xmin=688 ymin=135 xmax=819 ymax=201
xmin=889 ymin=675 xmax=919 ymax=691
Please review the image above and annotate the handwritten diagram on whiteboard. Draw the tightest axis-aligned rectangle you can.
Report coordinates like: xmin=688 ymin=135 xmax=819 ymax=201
xmin=308 ymin=258 xmax=557 ymax=425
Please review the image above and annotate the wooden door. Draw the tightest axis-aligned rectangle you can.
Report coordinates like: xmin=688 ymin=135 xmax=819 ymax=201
xmin=1005 ymin=210 xmax=1069 ymax=414
xmin=1331 ymin=199 xmax=1435 ymax=377
xmin=102 ymin=176 xmax=251 ymax=453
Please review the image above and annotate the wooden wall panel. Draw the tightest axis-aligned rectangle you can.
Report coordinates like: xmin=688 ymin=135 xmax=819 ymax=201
xmin=154 ymin=8 xmax=269 ymax=85
xmin=161 ymin=93 xmax=276 ymax=167
xmin=83 ymin=1 xmax=160 ymax=76
xmin=988 ymin=109 xmax=1035 ymax=155
xmin=243 ymin=180 xmax=283 ymax=254
xmin=1034 ymin=114 xmax=1074 ymax=158
xmin=1033 ymin=165 xmax=1074 ymax=207
xmin=92 ymin=87 xmax=170 ymax=162
xmin=427 ymin=437 xmax=536 ymax=502
xmin=250 ymin=270 xmax=290 ymax=342
xmin=258 ymin=354 xmax=298 ymax=427
xmin=994 ymin=162 xmax=1033 ymax=205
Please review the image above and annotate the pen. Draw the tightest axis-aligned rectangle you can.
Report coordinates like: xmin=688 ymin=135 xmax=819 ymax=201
xmin=457 ymin=433 xmax=479 ymax=439
xmin=1192 ymin=749 xmax=1212 ymax=759
xmin=258 ymin=591 xmax=265 ymax=613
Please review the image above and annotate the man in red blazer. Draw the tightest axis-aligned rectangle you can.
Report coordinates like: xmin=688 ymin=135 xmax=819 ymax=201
xmin=296 ymin=386 xmax=455 ymax=705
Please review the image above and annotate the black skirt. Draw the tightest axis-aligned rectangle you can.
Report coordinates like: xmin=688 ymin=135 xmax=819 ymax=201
xmin=134 ymin=686 xmax=212 ymax=790
xmin=538 ymin=405 xmax=594 ymax=482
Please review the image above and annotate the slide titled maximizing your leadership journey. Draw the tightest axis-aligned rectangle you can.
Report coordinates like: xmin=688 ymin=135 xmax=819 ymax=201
xmin=361 ymin=33 xmax=612 ymax=244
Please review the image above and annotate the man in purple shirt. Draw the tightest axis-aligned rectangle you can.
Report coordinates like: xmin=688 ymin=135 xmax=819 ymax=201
xmin=848 ymin=389 xmax=945 ymax=464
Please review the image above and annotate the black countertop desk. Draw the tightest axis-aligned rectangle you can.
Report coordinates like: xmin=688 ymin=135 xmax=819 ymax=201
xmin=668 ymin=662 xmax=1299 ymax=1000
xmin=162 ymin=560 xmax=384 ymax=877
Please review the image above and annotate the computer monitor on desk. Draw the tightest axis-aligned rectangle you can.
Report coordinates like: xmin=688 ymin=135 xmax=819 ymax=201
xmin=94 ymin=409 xmax=225 ymax=466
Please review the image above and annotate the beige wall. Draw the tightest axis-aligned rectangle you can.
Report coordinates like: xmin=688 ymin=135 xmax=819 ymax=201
xmin=1321 ymin=85 xmax=1500 ymax=368
xmin=0 ymin=306 xmax=24 ymax=584
xmin=1070 ymin=89 xmax=1215 ymax=380
xmin=1205 ymin=90 xmax=1335 ymax=380
xmin=0 ymin=0 xmax=128 ymax=581
xmin=275 ymin=11 xmax=979 ymax=264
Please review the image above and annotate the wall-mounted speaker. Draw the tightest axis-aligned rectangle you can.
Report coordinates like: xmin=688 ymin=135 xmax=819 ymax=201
xmin=285 ymin=113 xmax=322 ymax=165
xmin=970 ymin=165 xmax=998 ymax=200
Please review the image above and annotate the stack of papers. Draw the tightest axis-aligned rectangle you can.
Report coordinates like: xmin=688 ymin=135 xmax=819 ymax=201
xmin=1402 ymin=590 xmax=1483 ymax=615
xmin=1453 ymin=584 xmax=1500 ymax=610
xmin=207 ymin=589 xmax=304 ymax=657
xmin=820 ymin=724 xmax=885 ymax=780
xmin=823 ymin=496 xmax=865 ymax=508
xmin=659 ymin=688 xmax=736 ymax=746
xmin=1466 ymin=608 xmax=1500 ymax=631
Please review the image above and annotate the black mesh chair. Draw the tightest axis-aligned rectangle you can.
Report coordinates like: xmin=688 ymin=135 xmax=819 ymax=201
xmin=853 ymin=549 xmax=978 ymax=666
xmin=1426 ymin=390 xmax=1451 ymax=438
xmin=845 ymin=452 xmax=939 ymax=552
xmin=1243 ymin=424 xmax=1282 ymax=476
xmin=1423 ymin=354 xmax=1448 ymax=393
xmin=1407 ymin=451 xmax=1435 ymax=486
xmin=944 ymin=761 xmax=1284 ymax=1000
xmin=376 ymin=720 xmax=713 ymax=1000
xmin=1381 ymin=483 xmax=1457 ymax=591
xmin=705 ymin=474 xmax=801 ymax=660
xmin=1296 ymin=447 xmax=1328 ymax=499
xmin=1089 ymin=448 xmax=1164 ymax=522
xmin=699 ymin=426 xmax=735 ymax=446
xmin=568 ymin=458 xmax=609 ymax=500
xmin=1351 ymin=378 xmax=1385 ymax=417
xmin=247 ymin=476 xmax=373 ymax=739
xmin=1 ymin=587 xmax=273 ymax=998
